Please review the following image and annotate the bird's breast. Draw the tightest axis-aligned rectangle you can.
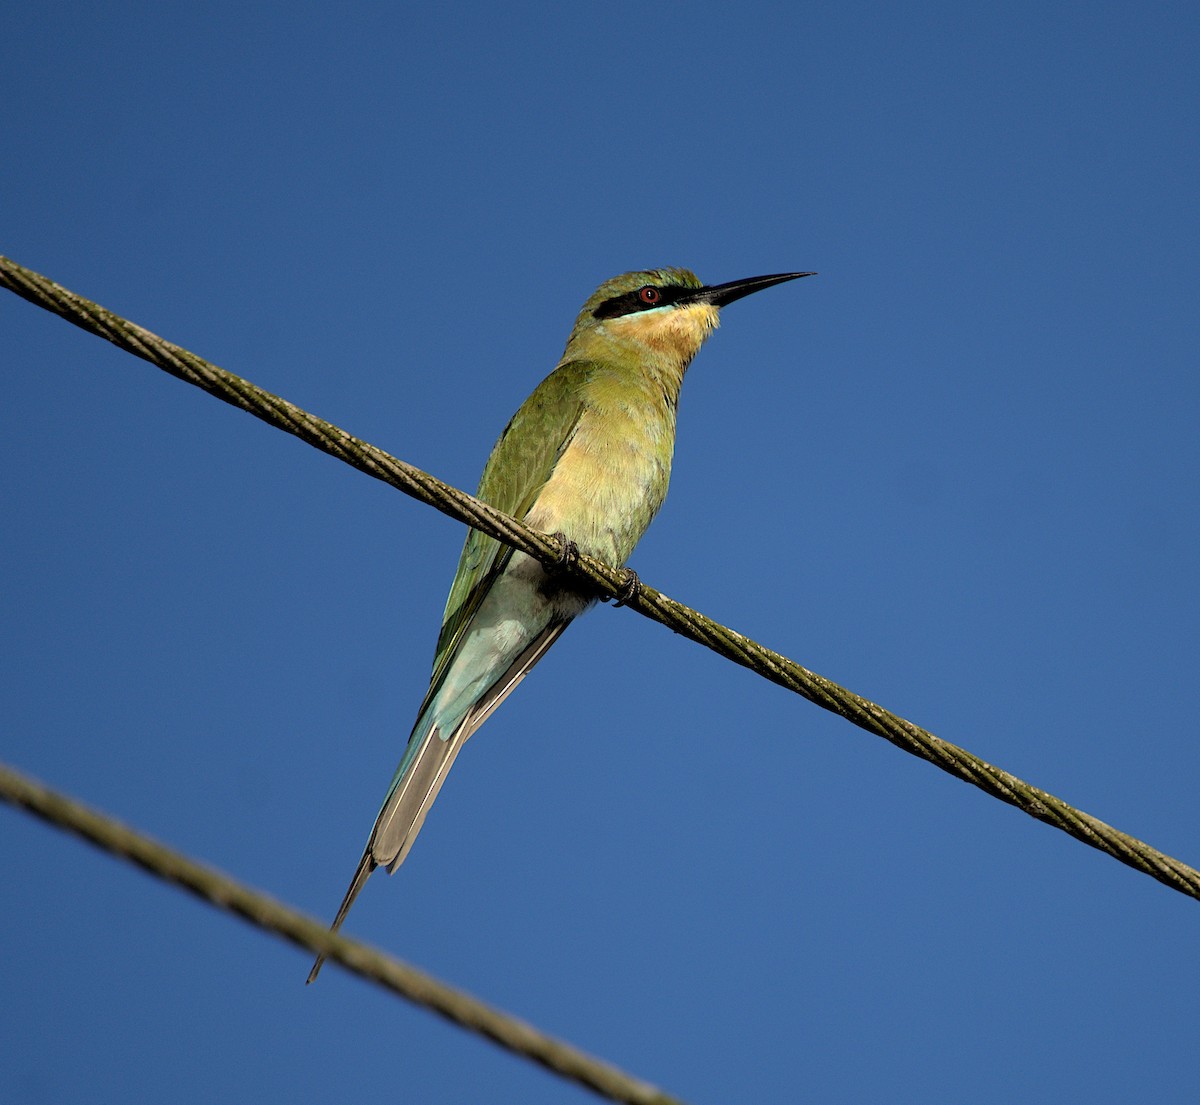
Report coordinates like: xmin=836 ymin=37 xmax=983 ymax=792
xmin=525 ymin=394 xmax=675 ymax=568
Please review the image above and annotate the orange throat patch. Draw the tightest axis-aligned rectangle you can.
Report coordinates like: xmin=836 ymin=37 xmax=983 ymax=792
xmin=606 ymin=302 xmax=720 ymax=367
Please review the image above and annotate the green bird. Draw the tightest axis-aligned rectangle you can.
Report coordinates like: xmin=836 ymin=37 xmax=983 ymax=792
xmin=308 ymin=267 xmax=812 ymax=981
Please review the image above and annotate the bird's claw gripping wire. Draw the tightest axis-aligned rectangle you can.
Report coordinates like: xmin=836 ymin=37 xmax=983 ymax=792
xmin=549 ymin=532 xmax=579 ymax=574
xmin=611 ymin=567 xmax=641 ymax=608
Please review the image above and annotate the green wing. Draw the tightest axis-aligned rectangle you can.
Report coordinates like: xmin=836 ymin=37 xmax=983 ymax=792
xmin=423 ymin=362 xmax=592 ymax=702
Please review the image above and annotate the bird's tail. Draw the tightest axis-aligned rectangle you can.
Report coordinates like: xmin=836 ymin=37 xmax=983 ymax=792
xmin=373 ymin=719 xmax=472 ymax=872
xmin=306 ymin=848 xmax=375 ymax=983
xmin=306 ymin=619 xmax=570 ymax=984
xmin=306 ymin=720 xmax=465 ymax=983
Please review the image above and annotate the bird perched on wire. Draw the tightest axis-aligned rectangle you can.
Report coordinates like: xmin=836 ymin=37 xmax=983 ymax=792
xmin=308 ymin=266 xmax=813 ymax=981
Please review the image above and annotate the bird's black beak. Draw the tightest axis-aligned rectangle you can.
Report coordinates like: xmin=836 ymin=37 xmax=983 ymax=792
xmin=683 ymin=271 xmax=816 ymax=308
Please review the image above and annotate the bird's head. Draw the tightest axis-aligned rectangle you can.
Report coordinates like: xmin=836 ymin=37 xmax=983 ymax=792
xmin=563 ymin=268 xmax=814 ymax=375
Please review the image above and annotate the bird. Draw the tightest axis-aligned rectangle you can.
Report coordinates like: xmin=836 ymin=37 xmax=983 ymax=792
xmin=307 ymin=267 xmax=813 ymax=981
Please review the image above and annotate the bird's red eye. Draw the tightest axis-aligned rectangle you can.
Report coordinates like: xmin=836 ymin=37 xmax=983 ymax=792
xmin=638 ymin=286 xmax=661 ymax=305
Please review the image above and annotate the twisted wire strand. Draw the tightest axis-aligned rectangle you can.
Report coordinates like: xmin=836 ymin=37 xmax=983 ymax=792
xmin=0 ymin=761 xmax=683 ymax=1105
xmin=2 ymin=254 xmax=1197 ymax=903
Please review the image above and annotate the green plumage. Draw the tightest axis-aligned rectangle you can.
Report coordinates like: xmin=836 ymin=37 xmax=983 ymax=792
xmin=308 ymin=265 xmax=810 ymax=982
xmin=432 ymin=367 xmax=587 ymax=692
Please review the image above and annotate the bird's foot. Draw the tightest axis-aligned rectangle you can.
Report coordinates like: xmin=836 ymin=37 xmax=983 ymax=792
xmin=611 ymin=567 xmax=641 ymax=608
xmin=549 ymin=532 xmax=579 ymax=574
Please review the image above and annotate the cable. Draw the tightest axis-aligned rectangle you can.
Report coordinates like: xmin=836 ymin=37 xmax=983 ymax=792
xmin=0 ymin=761 xmax=684 ymax=1105
xmin=2 ymin=257 xmax=1197 ymax=902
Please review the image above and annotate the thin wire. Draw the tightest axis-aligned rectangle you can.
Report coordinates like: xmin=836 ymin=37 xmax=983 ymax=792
xmin=0 ymin=761 xmax=683 ymax=1105
xmin=1 ymin=255 xmax=1197 ymax=899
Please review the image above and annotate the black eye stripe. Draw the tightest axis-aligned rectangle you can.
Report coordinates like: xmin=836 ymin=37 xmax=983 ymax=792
xmin=593 ymin=284 xmax=691 ymax=320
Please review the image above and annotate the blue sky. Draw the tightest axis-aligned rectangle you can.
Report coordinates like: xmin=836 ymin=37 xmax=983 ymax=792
xmin=3 ymin=3 xmax=1198 ymax=1103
